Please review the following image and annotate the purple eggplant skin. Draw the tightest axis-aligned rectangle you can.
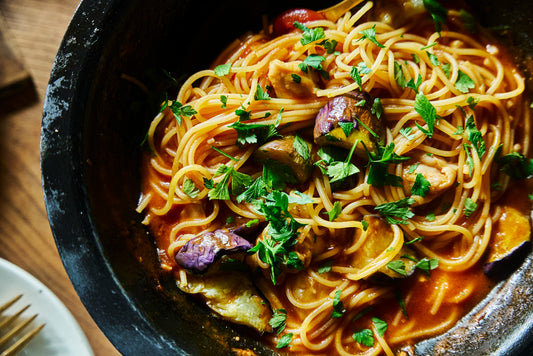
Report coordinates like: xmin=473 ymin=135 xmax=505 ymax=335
xmin=483 ymin=205 xmax=532 ymax=279
xmin=230 ymin=220 xmax=268 ymax=242
xmin=313 ymin=90 xmax=385 ymax=158
xmin=175 ymin=229 xmax=253 ymax=274
xmin=483 ymin=240 xmax=531 ymax=279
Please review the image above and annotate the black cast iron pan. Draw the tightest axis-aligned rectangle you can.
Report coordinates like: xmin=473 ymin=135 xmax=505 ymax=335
xmin=40 ymin=0 xmax=533 ymax=354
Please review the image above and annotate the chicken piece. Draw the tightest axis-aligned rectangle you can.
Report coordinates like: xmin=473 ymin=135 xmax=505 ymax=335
xmin=267 ymin=59 xmax=317 ymax=99
xmin=402 ymin=151 xmax=457 ymax=205
xmin=179 ymin=271 xmax=273 ymax=333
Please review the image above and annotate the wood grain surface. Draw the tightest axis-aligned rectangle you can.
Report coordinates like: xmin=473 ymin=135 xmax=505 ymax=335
xmin=0 ymin=0 xmax=119 ymax=354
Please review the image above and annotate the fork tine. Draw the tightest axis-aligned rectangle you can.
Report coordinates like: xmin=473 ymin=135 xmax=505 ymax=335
xmin=0 ymin=305 xmax=30 ymax=330
xmin=0 ymin=295 xmax=22 ymax=314
xmin=0 ymin=323 xmax=45 ymax=356
xmin=0 ymin=314 xmax=37 ymax=348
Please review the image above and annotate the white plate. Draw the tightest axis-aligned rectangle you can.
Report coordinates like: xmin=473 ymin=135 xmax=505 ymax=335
xmin=0 ymin=258 xmax=94 ymax=356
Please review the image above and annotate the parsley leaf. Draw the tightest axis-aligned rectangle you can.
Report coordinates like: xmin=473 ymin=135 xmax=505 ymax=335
xmin=460 ymin=9 xmax=477 ymax=33
xmin=254 ymin=85 xmax=271 ymax=101
xmin=207 ymin=165 xmax=252 ymax=200
xmin=375 ymin=197 xmax=416 ymax=225
xmin=220 ymin=95 xmax=228 ymax=109
xmin=406 ymin=74 xmax=423 ymax=93
xmin=455 ymin=70 xmax=475 ymax=93
xmin=350 ymin=65 xmax=363 ymax=89
xmin=464 ymin=197 xmax=478 ymax=217
xmin=276 ymin=333 xmax=293 ymax=349
xmin=318 ymin=260 xmax=333 ymax=274
xmin=228 ymin=121 xmax=280 ymax=146
xmin=262 ymin=159 xmax=298 ymax=190
xmin=168 ymin=101 xmax=197 ymax=125
xmin=372 ymin=317 xmax=388 ymax=337
xmin=293 ymin=21 xmax=325 ymax=45
xmin=372 ymin=98 xmax=384 ymax=119
xmin=367 ymin=143 xmax=410 ymax=188
xmin=411 ymin=173 xmax=431 ymax=197
xmin=299 ymin=54 xmax=328 ymax=79
xmin=387 ymin=260 xmax=407 ymax=276
xmin=327 ymin=201 xmax=342 ymax=221
xmin=496 ymin=151 xmax=533 ymax=179
xmin=269 ymin=309 xmax=287 ymax=335
xmin=353 ymin=329 xmax=374 ymax=347
xmin=423 ymin=0 xmax=448 ymax=32
xmin=291 ymin=74 xmax=301 ymax=83
xmin=293 ymin=135 xmax=310 ymax=160
xmin=463 ymin=143 xmax=474 ymax=176
xmin=427 ymin=51 xmax=440 ymax=66
xmin=332 ymin=290 xmax=346 ymax=318
xmin=414 ymin=92 xmax=437 ymax=138
xmin=394 ymin=61 xmax=407 ymax=88
xmin=339 ymin=121 xmax=355 ymax=138
xmin=214 ymin=63 xmax=232 ymax=76
xmin=400 ymin=127 xmax=416 ymax=140
xmin=465 ymin=116 xmax=486 ymax=157
xmin=415 ymin=257 xmax=439 ymax=273
xmin=395 ymin=288 xmax=409 ymax=318
xmin=183 ymin=178 xmax=199 ymax=198
xmin=328 ymin=141 xmax=361 ymax=182
xmin=358 ymin=25 xmax=385 ymax=48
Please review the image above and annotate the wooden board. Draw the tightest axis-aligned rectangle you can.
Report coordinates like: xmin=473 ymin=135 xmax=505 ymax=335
xmin=0 ymin=12 xmax=31 ymax=94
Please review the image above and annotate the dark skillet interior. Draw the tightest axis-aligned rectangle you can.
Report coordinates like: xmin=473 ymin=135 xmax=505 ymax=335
xmin=41 ymin=0 xmax=533 ymax=355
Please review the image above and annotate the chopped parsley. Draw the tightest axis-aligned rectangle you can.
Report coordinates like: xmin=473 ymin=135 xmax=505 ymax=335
xmin=387 ymin=260 xmax=408 ymax=276
xmin=269 ymin=309 xmax=287 ymax=335
xmin=353 ymin=329 xmax=374 ymax=347
xmin=460 ymin=9 xmax=477 ymax=34
xmin=182 ymin=178 xmax=199 ymax=198
xmin=318 ymin=260 xmax=333 ymax=274
xmin=495 ymin=150 xmax=533 ymax=179
xmin=214 ymin=63 xmax=232 ymax=76
xmin=163 ymin=99 xmax=197 ymax=125
xmin=254 ymin=85 xmax=271 ymax=101
xmin=293 ymin=135 xmax=310 ymax=160
xmin=411 ymin=173 xmax=431 ymax=197
xmin=415 ymin=257 xmax=439 ymax=273
xmin=293 ymin=21 xmax=325 ymax=45
xmin=463 ymin=197 xmax=478 ymax=217
xmin=394 ymin=61 xmax=407 ymax=88
xmin=299 ymin=54 xmax=329 ymax=79
xmin=276 ymin=333 xmax=293 ymax=349
xmin=358 ymin=25 xmax=385 ymax=48
xmin=455 ymin=70 xmax=476 ymax=93
xmin=372 ymin=98 xmax=384 ymax=119
xmin=327 ymin=201 xmax=342 ymax=221
xmin=406 ymin=74 xmax=423 ymax=93
xmin=323 ymin=140 xmax=361 ymax=183
xmin=375 ymin=197 xmax=416 ymax=225
xmin=414 ymin=92 xmax=437 ymax=138
xmin=423 ymin=0 xmax=448 ymax=32
xmin=367 ymin=143 xmax=410 ymax=188
xmin=400 ymin=127 xmax=416 ymax=140
xmin=291 ymin=74 xmax=301 ymax=83
xmin=350 ymin=65 xmax=363 ymax=89
xmin=372 ymin=317 xmax=388 ymax=337
xmin=332 ymin=290 xmax=346 ymax=318
xmin=465 ymin=116 xmax=486 ymax=157
xmin=220 ymin=95 xmax=228 ymax=109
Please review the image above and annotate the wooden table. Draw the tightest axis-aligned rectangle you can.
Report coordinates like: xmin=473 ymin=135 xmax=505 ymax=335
xmin=0 ymin=0 xmax=119 ymax=354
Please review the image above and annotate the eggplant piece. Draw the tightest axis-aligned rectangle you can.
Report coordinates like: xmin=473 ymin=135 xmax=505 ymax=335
xmin=267 ymin=59 xmax=318 ymax=99
xmin=484 ymin=205 xmax=532 ymax=278
xmin=254 ymin=135 xmax=314 ymax=183
xmin=175 ymin=229 xmax=252 ymax=274
xmin=314 ymin=90 xmax=385 ymax=159
xmin=230 ymin=220 xmax=268 ymax=242
xmin=351 ymin=215 xmax=417 ymax=280
xmin=179 ymin=271 xmax=273 ymax=333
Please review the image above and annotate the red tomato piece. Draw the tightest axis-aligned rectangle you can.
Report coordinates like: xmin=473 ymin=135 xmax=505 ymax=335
xmin=272 ymin=8 xmax=325 ymax=36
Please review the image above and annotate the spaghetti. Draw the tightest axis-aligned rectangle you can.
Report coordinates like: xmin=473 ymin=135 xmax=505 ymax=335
xmin=138 ymin=1 xmax=532 ymax=354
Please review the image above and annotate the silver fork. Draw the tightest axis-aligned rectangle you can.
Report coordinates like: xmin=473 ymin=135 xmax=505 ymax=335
xmin=0 ymin=295 xmax=45 ymax=356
